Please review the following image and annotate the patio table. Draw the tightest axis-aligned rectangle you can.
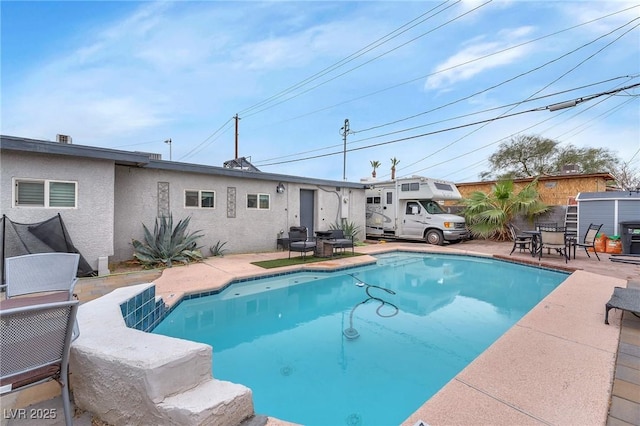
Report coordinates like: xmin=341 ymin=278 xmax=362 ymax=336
xmin=522 ymin=230 xmax=541 ymax=257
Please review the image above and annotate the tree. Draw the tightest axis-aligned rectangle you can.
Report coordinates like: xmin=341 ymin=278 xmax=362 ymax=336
xmin=370 ymin=160 xmax=381 ymax=178
xmin=390 ymin=157 xmax=400 ymax=180
xmin=482 ymin=134 xmax=620 ymax=181
xmin=609 ymin=162 xmax=640 ymax=191
xmin=461 ymin=179 xmax=549 ymax=241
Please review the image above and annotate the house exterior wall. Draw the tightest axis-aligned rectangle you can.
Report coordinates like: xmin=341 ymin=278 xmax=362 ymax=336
xmin=0 ymin=151 xmax=115 ymax=271
xmin=455 ymin=175 xmax=610 ymax=206
xmin=113 ymin=165 xmax=366 ymax=262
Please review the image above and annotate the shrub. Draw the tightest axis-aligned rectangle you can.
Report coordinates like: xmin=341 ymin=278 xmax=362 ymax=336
xmin=132 ymin=214 xmax=203 ymax=268
xmin=210 ymin=240 xmax=228 ymax=257
xmin=329 ymin=220 xmax=362 ymax=241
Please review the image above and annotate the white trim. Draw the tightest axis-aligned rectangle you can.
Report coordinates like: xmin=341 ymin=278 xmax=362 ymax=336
xmin=12 ymin=177 xmax=78 ymax=209
xmin=184 ymin=189 xmax=216 ymax=209
xmin=246 ymin=193 xmax=271 ymax=210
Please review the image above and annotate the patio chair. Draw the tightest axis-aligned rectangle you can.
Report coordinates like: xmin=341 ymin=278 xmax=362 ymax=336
xmin=535 ymin=221 xmax=558 ymax=231
xmin=508 ymin=223 xmax=533 ymax=255
xmin=3 ymin=253 xmax=80 ymax=300
xmin=0 ymin=300 xmax=80 ymax=426
xmin=605 ymin=286 xmax=640 ymax=324
xmin=538 ymin=228 xmax=568 ymax=263
xmin=327 ymin=229 xmax=355 ymax=256
xmin=573 ymin=223 xmax=603 ymax=261
xmin=288 ymin=229 xmax=316 ymax=259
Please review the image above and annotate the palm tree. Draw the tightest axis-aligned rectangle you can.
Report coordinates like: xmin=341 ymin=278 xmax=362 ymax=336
xmin=370 ymin=160 xmax=381 ymax=178
xmin=390 ymin=157 xmax=400 ymax=180
xmin=461 ymin=179 xmax=549 ymax=241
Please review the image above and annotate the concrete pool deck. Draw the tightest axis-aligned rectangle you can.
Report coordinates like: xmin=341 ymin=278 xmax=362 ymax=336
xmin=2 ymin=240 xmax=639 ymax=425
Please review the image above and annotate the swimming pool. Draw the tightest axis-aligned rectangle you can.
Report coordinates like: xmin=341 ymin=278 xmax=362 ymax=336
xmin=153 ymin=252 xmax=567 ymax=425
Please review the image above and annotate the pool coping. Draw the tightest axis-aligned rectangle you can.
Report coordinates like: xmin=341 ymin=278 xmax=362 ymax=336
xmin=152 ymin=244 xmax=628 ymax=425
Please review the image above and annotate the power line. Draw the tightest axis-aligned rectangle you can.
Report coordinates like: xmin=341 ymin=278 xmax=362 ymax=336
xmin=241 ymin=0 xmax=492 ymax=119
xmin=398 ymin=19 xmax=640 ymax=176
xmin=255 ymin=83 xmax=640 ymax=168
xmin=423 ymin=92 xmax=638 ymax=181
xmin=179 ymin=117 xmax=234 ymax=161
xmin=355 ymin=15 xmax=640 ymax=135
xmin=238 ymin=0 xmax=457 ymax=116
xmin=254 ymin=77 xmax=637 ymax=165
xmin=252 ymin=11 xmax=639 ymax=166
xmin=246 ymin=3 xmax=639 ymax=136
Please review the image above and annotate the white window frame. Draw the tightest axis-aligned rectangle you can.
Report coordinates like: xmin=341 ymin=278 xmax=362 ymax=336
xmin=184 ymin=189 xmax=216 ymax=209
xmin=247 ymin=193 xmax=270 ymax=210
xmin=12 ymin=178 xmax=77 ymax=209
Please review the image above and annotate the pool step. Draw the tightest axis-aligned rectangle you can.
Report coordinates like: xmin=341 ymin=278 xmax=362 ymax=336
xmin=158 ymin=379 xmax=254 ymax=426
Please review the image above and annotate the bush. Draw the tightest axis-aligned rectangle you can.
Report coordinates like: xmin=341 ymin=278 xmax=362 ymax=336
xmin=132 ymin=214 xmax=203 ymax=268
xmin=210 ymin=240 xmax=228 ymax=257
xmin=329 ymin=220 xmax=362 ymax=241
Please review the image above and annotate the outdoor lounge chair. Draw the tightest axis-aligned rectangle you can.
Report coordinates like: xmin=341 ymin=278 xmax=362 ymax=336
xmin=538 ymin=228 xmax=568 ymax=263
xmin=327 ymin=229 xmax=355 ymax=256
xmin=288 ymin=229 xmax=316 ymax=259
xmin=0 ymin=300 xmax=80 ymax=426
xmin=574 ymin=223 xmax=603 ymax=261
xmin=605 ymin=286 xmax=640 ymax=324
xmin=508 ymin=223 xmax=532 ymax=255
xmin=3 ymin=253 xmax=80 ymax=299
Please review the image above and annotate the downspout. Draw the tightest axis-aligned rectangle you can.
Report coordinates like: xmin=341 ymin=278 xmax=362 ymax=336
xmin=1 ymin=214 xmax=5 ymax=284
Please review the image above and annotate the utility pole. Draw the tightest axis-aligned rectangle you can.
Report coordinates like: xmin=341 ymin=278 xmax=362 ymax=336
xmin=340 ymin=119 xmax=350 ymax=181
xmin=234 ymin=114 xmax=240 ymax=159
xmin=164 ymin=138 xmax=172 ymax=161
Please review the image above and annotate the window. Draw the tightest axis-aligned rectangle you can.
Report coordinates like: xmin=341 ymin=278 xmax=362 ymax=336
xmin=185 ymin=190 xmax=215 ymax=208
xmin=366 ymin=196 xmax=381 ymax=204
xmin=14 ymin=179 xmax=77 ymax=208
xmin=422 ymin=200 xmax=446 ymax=214
xmin=247 ymin=193 xmax=270 ymax=210
xmin=406 ymin=202 xmax=420 ymax=215
xmin=386 ymin=192 xmax=393 ymax=204
xmin=401 ymin=182 xmax=420 ymax=191
xmin=434 ymin=182 xmax=453 ymax=191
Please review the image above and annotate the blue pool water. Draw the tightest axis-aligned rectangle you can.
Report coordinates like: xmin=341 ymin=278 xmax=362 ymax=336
xmin=153 ymin=253 xmax=567 ymax=426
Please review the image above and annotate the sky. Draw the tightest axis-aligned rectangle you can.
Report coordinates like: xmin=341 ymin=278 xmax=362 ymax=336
xmin=2 ymin=0 xmax=639 ymax=184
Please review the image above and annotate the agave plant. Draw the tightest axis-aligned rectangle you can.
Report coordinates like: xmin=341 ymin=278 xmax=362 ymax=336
xmin=209 ymin=240 xmax=228 ymax=257
xmin=132 ymin=214 xmax=203 ymax=268
xmin=329 ymin=220 xmax=362 ymax=242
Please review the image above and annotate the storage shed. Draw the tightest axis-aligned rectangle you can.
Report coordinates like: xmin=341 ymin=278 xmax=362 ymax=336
xmin=575 ymin=191 xmax=640 ymax=240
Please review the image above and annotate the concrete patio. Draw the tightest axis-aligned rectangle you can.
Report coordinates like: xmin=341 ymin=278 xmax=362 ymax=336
xmin=2 ymin=239 xmax=639 ymax=425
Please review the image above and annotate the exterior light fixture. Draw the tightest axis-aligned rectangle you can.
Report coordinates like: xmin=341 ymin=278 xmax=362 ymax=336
xmin=276 ymin=183 xmax=285 ymax=194
xmin=164 ymin=138 xmax=172 ymax=160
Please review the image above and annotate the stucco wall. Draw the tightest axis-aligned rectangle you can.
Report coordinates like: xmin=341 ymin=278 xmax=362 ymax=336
xmin=113 ymin=166 xmax=366 ymax=262
xmin=0 ymin=151 xmax=115 ymax=271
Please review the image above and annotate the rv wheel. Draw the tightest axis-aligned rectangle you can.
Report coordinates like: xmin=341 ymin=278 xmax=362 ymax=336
xmin=425 ymin=229 xmax=444 ymax=246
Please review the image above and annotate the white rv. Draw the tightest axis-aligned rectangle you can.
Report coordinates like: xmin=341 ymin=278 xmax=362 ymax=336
xmin=365 ymin=176 xmax=469 ymax=245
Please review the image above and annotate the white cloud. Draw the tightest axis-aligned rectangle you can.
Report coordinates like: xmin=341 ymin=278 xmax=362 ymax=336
xmin=425 ymin=27 xmax=535 ymax=90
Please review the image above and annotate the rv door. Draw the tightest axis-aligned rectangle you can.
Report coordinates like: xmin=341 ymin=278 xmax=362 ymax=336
xmin=401 ymin=201 xmax=424 ymax=237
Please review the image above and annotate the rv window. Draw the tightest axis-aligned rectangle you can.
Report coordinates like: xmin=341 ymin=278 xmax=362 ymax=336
xmin=401 ymin=183 xmax=420 ymax=191
xmin=422 ymin=200 xmax=445 ymax=214
xmin=386 ymin=192 xmax=392 ymax=204
xmin=406 ymin=202 xmax=420 ymax=215
xmin=366 ymin=197 xmax=381 ymax=204
xmin=434 ymin=182 xmax=453 ymax=191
